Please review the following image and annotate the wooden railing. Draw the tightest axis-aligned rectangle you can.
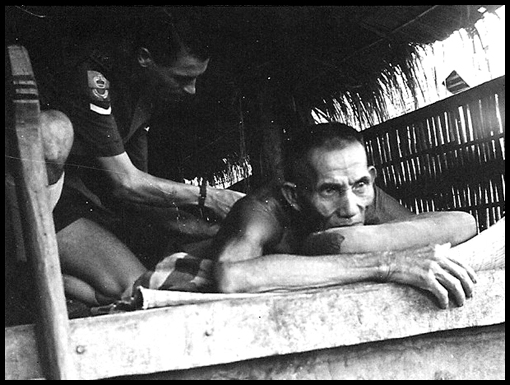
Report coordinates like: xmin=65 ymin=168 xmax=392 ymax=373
xmin=363 ymin=76 xmax=505 ymax=232
xmin=5 ymin=269 xmax=505 ymax=380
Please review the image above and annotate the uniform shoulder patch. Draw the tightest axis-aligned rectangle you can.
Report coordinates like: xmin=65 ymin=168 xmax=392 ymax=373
xmin=86 ymin=70 xmax=111 ymax=115
xmin=87 ymin=70 xmax=110 ymax=102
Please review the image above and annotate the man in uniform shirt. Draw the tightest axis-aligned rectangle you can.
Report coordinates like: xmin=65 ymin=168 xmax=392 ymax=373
xmin=46 ymin=9 xmax=244 ymax=306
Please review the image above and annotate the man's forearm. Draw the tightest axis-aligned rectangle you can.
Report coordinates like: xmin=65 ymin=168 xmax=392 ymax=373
xmin=99 ymin=152 xmax=244 ymax=217
xmin=216 ymin=244 xmax=477 ymax=309
xmin=302 ymin=211 xmax=477 ymax=255
xmin=216 ymin=251 xmax=388 ymax=294
xmin=113 ymin=170 xmax=202 ymax=208
xmin=113 ymin=169 xmax=243 ymax=218
xmin=98 ymin=153 xmax=201 ymax=208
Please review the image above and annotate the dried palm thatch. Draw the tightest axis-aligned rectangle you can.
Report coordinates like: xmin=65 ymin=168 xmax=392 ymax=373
xmin=301 ymin=11 xmax=502 ymax=129
xmin=304 ymin=41 xmax=427 ymax=128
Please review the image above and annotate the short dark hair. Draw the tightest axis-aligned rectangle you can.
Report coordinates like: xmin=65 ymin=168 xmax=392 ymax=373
xmin=283 ymin=122 xmax=365 ymax=183
xmin=132 ymin=7 xmax=211 ymax=65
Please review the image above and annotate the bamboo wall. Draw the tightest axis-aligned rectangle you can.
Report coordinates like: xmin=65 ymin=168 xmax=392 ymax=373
xmin=363 ymin=76 xmax=505 ymax=232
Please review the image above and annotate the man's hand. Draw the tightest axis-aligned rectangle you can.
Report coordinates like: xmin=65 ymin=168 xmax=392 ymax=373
xmin=207 ymin=188 xmax=245 ymax=219
xmin=382 ymin=244 xmax=478 ymax=309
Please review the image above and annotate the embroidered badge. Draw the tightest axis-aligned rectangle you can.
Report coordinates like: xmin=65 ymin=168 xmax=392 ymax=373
xmin=87 ymin=70 xmax=110 ymax=102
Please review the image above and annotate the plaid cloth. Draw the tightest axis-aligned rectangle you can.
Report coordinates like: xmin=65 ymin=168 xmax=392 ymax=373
xmin=133 ymin=252 xmax=215 ymax=293
xmin=91 ymin=252 xmax=215 ymax=315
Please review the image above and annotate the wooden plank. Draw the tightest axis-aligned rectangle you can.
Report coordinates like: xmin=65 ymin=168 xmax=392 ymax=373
xmin=4 ymin=173 xmax=26 ymax=262
xmin=110 ymin=323 xmax=505 ymax=380
xmin=5 ymin=324 xmax=43 ymax=380
xmin=496 ymin=88 xmax=505 ymax=134
xmin=5 ymin=269 xmax=505 ymax=380
xmin=5 ymin=45 xmax=77 ymax=379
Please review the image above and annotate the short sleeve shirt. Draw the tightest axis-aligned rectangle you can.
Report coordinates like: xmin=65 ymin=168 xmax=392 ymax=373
xmin=47 ymin=46 xmax=151 ymax=207
xmin=57 ymin=49 xmax=150 ymax=160
xmin=65 ymin=62 xmax=124 ymax=157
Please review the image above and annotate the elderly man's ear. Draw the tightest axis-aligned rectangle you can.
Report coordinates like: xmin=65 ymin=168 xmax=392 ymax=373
xmin=281 ymin=182 xmax=300 ymax=211
xmin=368 ymin=166 xmax=377 ymax=182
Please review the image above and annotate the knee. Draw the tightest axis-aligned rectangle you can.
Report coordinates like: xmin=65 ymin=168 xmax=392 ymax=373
xmin=97 ymin=276 xmax=130 ymax=301
xmin=40 ymin=109 xmax=74 ymax=184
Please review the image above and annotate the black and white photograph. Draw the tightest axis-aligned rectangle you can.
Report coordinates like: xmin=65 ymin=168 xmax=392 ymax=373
xmin=5 ymin=5 xmax=505 ymax=380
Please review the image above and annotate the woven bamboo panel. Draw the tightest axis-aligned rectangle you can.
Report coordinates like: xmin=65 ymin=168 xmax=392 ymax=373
xmin=363 ymin=76 xmax=505 ymax=232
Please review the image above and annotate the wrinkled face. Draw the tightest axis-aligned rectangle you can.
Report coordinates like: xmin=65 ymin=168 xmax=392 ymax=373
xmin=296 ymin=142 xmax=376 ymax=231
xmin=145 ymin=52 xmax=209 ymax=102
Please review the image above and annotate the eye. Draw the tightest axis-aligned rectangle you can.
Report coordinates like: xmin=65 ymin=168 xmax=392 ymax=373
xmin=320 ymin=185 xmax=338 ymax=197
xmin=352 ymin=180 xmax=369 ymax=194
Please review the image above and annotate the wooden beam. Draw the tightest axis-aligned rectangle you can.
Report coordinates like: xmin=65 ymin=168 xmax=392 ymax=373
xmin=6 ymin=45 xmax=77 ymax=379
xmin=110 ymin=323 xmax=505 ymax=380
xmin=5 ymin=269 xmax=504 ymax=380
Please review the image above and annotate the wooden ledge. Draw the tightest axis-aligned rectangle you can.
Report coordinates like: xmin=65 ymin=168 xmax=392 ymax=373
xmin=5 ymin=269 xmax=505 ymax=380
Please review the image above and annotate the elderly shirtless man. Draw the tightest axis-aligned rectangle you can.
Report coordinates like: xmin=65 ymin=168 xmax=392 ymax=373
xmin=212 ymin=122 xmax=478 ymax=309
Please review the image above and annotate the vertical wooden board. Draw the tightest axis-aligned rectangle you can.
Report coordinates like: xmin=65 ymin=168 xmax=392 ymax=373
xmin=364 ymin=139 xmax=374 ymax=167
xmin=372 ymin=137 xmax=383 ymax=166
xmin=469 ymin=98 xmax=489 ymax=165
xmin=390 ymin=130 xmax=404 ymax=188
xmin=496 ymin=90 xmax=505 ymax=134
xmin=6 ymin=45 xmax=76 ymax=379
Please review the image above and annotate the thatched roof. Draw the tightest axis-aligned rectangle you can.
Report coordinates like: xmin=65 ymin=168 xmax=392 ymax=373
xmin=5 ymin=5 xmax=503 ymax=187
xmin=179 ymin=6 xmax=501 ymax=120
xmin=6 ymin=6 xmax=500 ymax=116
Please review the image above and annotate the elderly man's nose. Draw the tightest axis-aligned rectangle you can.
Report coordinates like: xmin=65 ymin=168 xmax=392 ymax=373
xmin=338 ymin=192 xmax=358 ymax=217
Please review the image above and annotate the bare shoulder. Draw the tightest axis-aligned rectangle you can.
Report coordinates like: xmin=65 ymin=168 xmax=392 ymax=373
xmin=213 ymin=186 xmax=287 ymax=262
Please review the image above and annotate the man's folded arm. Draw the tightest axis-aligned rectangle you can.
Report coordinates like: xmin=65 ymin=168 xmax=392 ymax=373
xmin=213 ymin=207 xmax=477 ymax=308
xmin=301 ymin=211 xmax=477 ymax=255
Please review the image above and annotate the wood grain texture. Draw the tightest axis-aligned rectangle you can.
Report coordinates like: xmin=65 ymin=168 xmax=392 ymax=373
xmin=5 ymin=269 xmax=504 ymax=380
xmin=110 ymin=323 xmax=505 ymax=380
xmin=6 ymin=45 xmax=76 ymax=380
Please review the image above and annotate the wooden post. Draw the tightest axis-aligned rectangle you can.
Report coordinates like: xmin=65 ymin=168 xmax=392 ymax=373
xmin=6 ymin=45 xmax=77 ymax=379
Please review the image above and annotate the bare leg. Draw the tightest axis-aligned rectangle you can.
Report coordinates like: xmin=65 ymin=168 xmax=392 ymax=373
xmin=57 ymin=218 xmax=148 ymax=305
xmin=62 ymin=275 xmax=117 ymax=306
xmin=39 ymin=109 xmax=74 ymax=185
